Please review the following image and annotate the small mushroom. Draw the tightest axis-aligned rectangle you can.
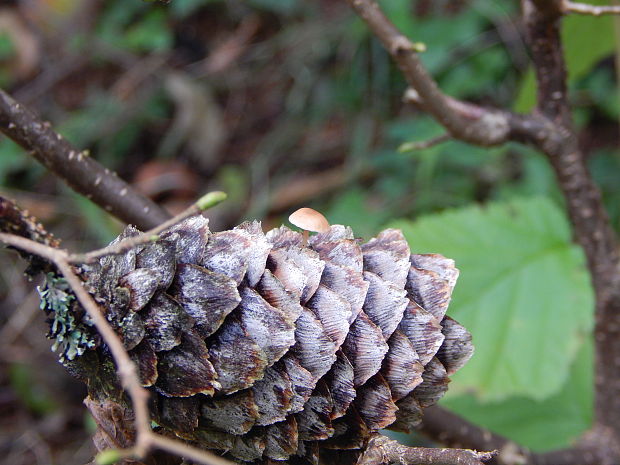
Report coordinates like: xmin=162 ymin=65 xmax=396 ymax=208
xmin=289 ymin=207 xmax=330 ymax=244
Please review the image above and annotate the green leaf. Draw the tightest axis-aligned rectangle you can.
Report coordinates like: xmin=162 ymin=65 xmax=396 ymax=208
xmin=441 ymin=338 xmax=593 ymax=451
xmin=124 ymin=9 xmax=172 ymax=53
xmin=97 ymin=2 xmax=172 ymax=53
xmin=0 ymin=33 xmax=15 ymax=59
xmin=389 ymin=197 xmax=593 ymax=401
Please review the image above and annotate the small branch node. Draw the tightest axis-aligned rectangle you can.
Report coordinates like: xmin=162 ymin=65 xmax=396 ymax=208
xmin=390 ymin=35 xmax=415 ymax=54
xmin=403 ymin=87 xmax=423 ymax=104
xmin=196 ymin=191 xmax=227 ymax=211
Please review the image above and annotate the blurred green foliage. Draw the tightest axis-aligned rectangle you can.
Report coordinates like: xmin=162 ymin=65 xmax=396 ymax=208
xmin=0 ymin=33 xmax=16 ymax=88
xmin=0 ymin=34 xmax=15 ymax=58
xmin=443 ymin=340 xmax=593 ymax=451
xmin=1 ymin=0 xmax=618 ymax=454
xmin=9 ymin=363 xmax=57 ymax=416
xmin=0 ymin=139 xmax=44 ymax=185
xmin=98 ymin=1 xmax=173 ymax=53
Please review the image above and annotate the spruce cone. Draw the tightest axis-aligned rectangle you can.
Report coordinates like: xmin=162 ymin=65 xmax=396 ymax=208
xmin=49 ymin=216 xmax=473 ymax=463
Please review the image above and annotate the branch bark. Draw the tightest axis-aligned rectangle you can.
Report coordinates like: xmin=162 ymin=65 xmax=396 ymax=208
xmin=0 ymin=195 xmax=60 ymax=276
xmin=344 ymin=0 xmax=513 ymax=146
xmin=0 ymin=88 xmax=171 ymax=231
xmin=357 ymin=435 xmax=495 ymax=465
xmin=421 ymin=405 xmax=614 ymax=465
xmin=521 ymin=2 xmax=620 ymax=457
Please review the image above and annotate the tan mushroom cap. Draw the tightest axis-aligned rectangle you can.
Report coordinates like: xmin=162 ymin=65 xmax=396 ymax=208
xmin=289 ymin=207 xmax=330 ymax=233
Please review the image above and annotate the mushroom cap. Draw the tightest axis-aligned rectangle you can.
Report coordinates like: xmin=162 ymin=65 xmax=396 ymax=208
xmin=288 ymin=207 xmax=330 ymax=233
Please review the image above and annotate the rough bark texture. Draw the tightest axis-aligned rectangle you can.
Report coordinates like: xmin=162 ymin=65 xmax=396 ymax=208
xmin=356 ymin=435 xmax=495 ymax=465
xmin=0 ymin=195 xmax=59 ymax=275
xmin=522 ymin=3 xmax=620 ymax=461
xmin=421 ymin=405 xmax=617 ymax=465
xmin=0 ymin=88 xmax=170 ymax=230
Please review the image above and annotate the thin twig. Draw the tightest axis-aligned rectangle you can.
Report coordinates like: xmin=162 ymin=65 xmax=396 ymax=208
xmin=344 ymin=0 xmax=512 ymax=146
xmin=564 ymin=1 xmax=620 ymax=15
xmin=420 ymin=405 xmax=614 ymax=465
xmin=358 ymin=435 xmax=496 ymax=465
xmin=0 ymin=234 xmax=154 ymax=453
xmin=56 ymin=258 xmax=153 ymax=456
xmin=68 ymin=191 xmax=227 ymax=264
xmin=0 ymin=88 xmax=171 ymax=230
xmin=144 ymin=434 xmax=232 ymax=465
xmin=0 ymin=225 xmax=234 ymax=465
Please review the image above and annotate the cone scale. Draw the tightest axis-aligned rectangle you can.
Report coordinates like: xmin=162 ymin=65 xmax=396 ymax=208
xmin=48 ymin=217 xmax=473 ymax=463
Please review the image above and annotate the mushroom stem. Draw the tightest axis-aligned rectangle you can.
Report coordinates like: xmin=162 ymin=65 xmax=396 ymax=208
xmin=288 ymin=208 xmax=331 ymax=244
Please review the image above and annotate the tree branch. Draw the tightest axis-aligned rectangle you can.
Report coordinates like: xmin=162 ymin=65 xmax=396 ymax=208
xmin=357 ymin=435 xmax=495 ymax=465
xmin=344 ymin=0 xmax=514 ymax=146
xmin=0 ymin=195 xmax=60 ymax=275
xmin=421 ymin=406 xmax=614 ymax=465
xmin=3 ymin=1 xmax=618 ymax=463
xmin=521 ymin=0 xmax=620 ymax=296
xmin=522 ymin=0 xmax=567 ymax=120
xmin=344 ymin=0 xmax=590 ymax=151
xmin=398 ymin=133 xmax=451 ymax=152
xmin=563 ymin=1 xmax=620 ymax=16
xmin=521 ymin=2 xmax=620 ymax=453
xmin=0 ymin=88 xmax=171 ymax=230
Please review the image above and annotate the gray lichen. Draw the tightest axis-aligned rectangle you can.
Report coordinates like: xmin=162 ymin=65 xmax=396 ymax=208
xmin=38 ymin=272 xmax=96 ymax=362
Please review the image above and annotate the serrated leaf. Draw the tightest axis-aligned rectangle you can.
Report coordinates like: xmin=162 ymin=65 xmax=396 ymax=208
xmin=389 ymin=197 xmax=593 ymax=401
xmin=441 ymin=339 xmax=593 ymax=451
